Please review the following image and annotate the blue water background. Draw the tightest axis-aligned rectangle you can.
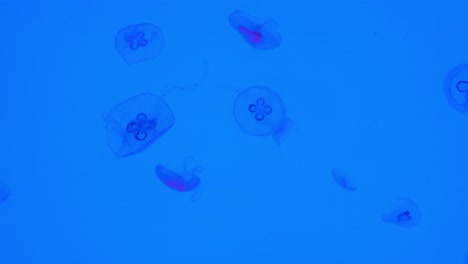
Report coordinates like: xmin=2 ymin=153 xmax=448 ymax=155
xmin=1 ymin=0 xmax=468 ymax=263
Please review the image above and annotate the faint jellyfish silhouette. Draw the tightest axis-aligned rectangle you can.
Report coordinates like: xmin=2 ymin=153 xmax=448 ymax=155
xmin=381 ymin=198 xmax=421 ymax=228
xmin=331 ymin=168 xmax=357 ymax=191
xmin=228 ymin=10 xmax=282 ymax=50
xmin=0 ymin=183 xmax=11 ymax=204
xmin=104 ymin=93 xmax=175 ymax=158
xmin=155 ymin=156 xmax=204 ymax=200
xmin=115 ymin=23 xmax=164 ymax=65
xmin=233 ymin=85 xmax=293 ymax=143
xmin=444 ymin=64 xmax=468 ymax=112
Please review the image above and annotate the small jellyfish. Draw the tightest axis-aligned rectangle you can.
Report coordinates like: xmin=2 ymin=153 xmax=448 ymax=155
xmin=233 ymin=85 xmax=293 ymax=143
xmin=444 ymin=64 xmax=468 ymax=112
xmin=155 ymin=157 xmax=203 ymax=193
xmin=331 ymin=168 xmax=357 ymax=191
xmin=115 ymin=23 xmax=164 ymax=65
xmin=0 ymin=184 xmax=10 ymax=204
xmin=105 ymin=93 xmax=175 ymax=158
xmin=228 ymin=10 xmax=282 ymax=50
xmin=381 ymin=198 xmax=421 ymax=228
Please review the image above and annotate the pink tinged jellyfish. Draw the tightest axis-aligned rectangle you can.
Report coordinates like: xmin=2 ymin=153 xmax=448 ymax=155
xmin=233 ymin=85 xmax=294 ymax=144
xmin=381 ymin=198 xmax=421 ymax=228
xmin=105 ymin=93 xmax=175 ymax=158
xmin=331 ymin=168 xmax=357 ymax=191
xmin=228 ymin=10 xmax=282 ymax=50
xmin=155 ymin=157 xmax=204 ymax=192
xmin=115 ymin=23 xmax=164 ymax=65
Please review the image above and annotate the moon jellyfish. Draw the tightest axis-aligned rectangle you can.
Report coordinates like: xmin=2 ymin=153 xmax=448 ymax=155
xmin=331 ymin=168 xmax=357 ymax=191
xmin=444 ymin=64 xmax=468 ymax=112
xmin=105 ymin=93 xmax=175 ymax=158
xmin=233 ymin=85 xmax=293 ymax=143
xmin=228 ymin=10 xmax=282 ymax=50
xmin=381 ymin=198 xmax=421 ymax=228
xmin=155 ymin=157 xmax=204 ymax=193
xmin=115 ymin=23 xmax=164 ymax=65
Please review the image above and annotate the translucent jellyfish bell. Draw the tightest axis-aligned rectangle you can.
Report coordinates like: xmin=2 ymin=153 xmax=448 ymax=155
xmin=233 ymin=85 xmax=293 ymax=143
xmin=228 ymin=10 xmax=282 ymax=50
xmin=105 ymin=93 xmax=175 ymax=158
xmin=381 ymin=198 xmax=421 ymax=228
xmin=444 ymin=64 xmax=468 ymax=112
xmin=155 ymin=156 xmax=204 ymax=193
xmin=115 ymin=23 xmax=164 ymax=65
xmin=331 ymin=168 xmax=357 ymax=191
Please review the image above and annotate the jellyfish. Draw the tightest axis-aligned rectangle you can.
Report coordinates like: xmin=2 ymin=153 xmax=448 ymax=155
xmin=105 ymin=93 xmax=175 ymax=158
xmin=155 ymin=156 xmax=204 ymax=193
xmin=228 ymin=10 xmax=282 ymax=50
xmin=381 ymin=198 xmax=421 ymax=228
xmin=233 ymin=85 xmax=293 ymax=143
xmin=331 ymin=168 xmax=357 ymax=191
xmin=115 ymin=23 xmax=164 ymax=65
xmin=444 ymin=64 xmax=468 ymax=112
